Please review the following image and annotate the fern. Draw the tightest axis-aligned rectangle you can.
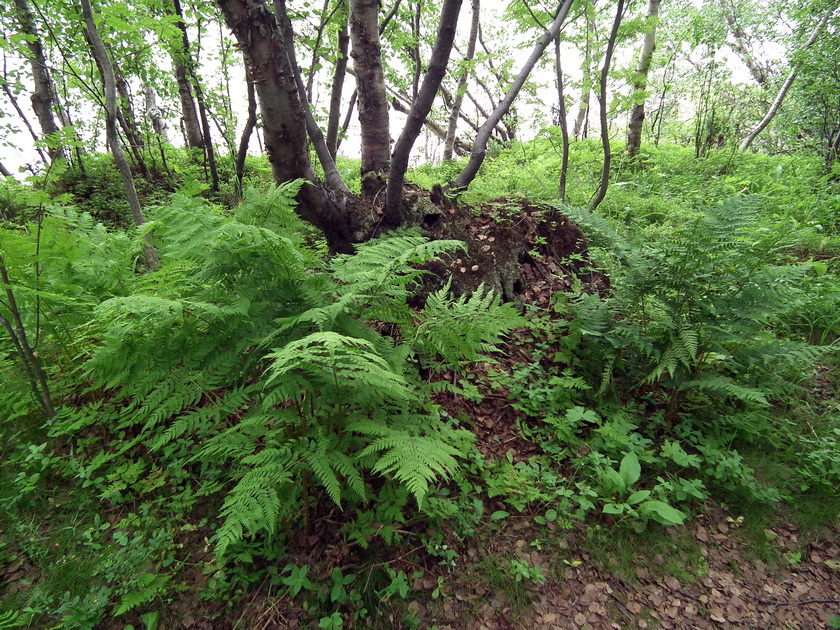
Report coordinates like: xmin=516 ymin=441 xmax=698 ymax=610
xmin=413 ymin=281 xmax=526 ymax=369
xmin=215 ymin=447 xmax=296 ymax=557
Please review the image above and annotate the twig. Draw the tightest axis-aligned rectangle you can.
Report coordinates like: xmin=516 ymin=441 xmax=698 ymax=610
xmin=758 ymin=598 xmax=840 ymax=608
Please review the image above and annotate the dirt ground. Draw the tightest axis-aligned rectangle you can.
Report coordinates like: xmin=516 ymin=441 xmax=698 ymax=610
xmin=423 ymin=507 xmax=840 ymax=630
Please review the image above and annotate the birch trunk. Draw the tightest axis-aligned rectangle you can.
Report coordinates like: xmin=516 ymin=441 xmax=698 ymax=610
xmin=626 ymin=0 xmax=661 ymax=158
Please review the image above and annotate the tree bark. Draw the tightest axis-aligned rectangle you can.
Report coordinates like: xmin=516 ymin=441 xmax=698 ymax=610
xmin=390 ymin=96 xmax=470 ymax=155
xmin=326 ymin=13 xmax=350 ymax=159
xmin=350 ymin=0 xmax=390 ymax=185
xmin=450 ymin=0 xmax=575 ymax=191
xmin=573 ymin=7 xmax=596 ymax=139
xmin=334 ymin=0 xmax=402 ymax=156
xmin=169 ymin=0 xmax=204 ymax=150
xmin=719 ymin=0 xmax=770 ymax=88
xmin=80 ymin=0 xmax=159 ymax=268
xmin=740 ymin=9 xmax=833 ymax=151
xmin=235 ymin=77 xmax=257 ymax=199
xmin=555 ymin=37 xmax=570 ymax=201
xmin=13 ymin=0 xmax=65 ymax=162
xmin=143 ymin=84 xmax=168 ymax=140
xmin=443 ymin=0 xmax=479 ymax=162
xmin=0 ymin=161 xmax=12 ymax=177
xmin=217 ymin=0 xmax=358 ymax=252
xmin=384 ymin=0 xmax=463 ymax=224
xmin=626 ymin=0 xmax=661 ymax=158
xmin=590 ymin=0 xmax=625 ymax=211
xmin=273 ymin=0 xmax=349 ymax=193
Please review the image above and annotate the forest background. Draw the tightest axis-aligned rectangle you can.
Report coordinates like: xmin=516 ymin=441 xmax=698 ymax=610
xmin=0 ymin=0 xmax=839 ymax=628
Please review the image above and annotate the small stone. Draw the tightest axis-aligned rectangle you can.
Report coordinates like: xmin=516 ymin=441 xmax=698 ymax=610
xmin=460 ymin=267 xmax=467 ymax=273
xmin=471 ymin=265 xmax=479 ymax=271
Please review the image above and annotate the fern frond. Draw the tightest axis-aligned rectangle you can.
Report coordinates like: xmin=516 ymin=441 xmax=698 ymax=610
xmin=215 ymin=447 xmax=295 ymax=557
xmin=414 ymin=281 xmax=525 ymax=369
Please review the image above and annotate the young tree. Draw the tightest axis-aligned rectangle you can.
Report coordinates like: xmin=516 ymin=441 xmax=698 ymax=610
xmin=80 ymin=0 xmax=159 ymax=267
xmin=590 ymin=0 xmax=626 ymax=210
xmin=12 ymin=0 xmax=65 ymax=162
xmin=740 ymin=6 xmax=834 ymax=151
xmin=451 ymin=0 xmax=576 ymax=191
xmin=384 ymin=0 xmax=462 ymax=223
xmin=626 ymin=0 xmax=662 ymax=157
xmin=443 ymin=0 xmax=479 ymax=162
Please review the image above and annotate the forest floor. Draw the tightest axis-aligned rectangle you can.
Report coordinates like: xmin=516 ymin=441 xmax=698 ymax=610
xmin=423 ymin=506 xmax=840 ymax=630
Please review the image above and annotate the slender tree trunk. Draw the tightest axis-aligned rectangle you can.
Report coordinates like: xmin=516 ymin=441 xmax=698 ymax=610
xmin=719 ymin=0 xmax=770 ymax=88
xmin=555 ymin=37 xmax=570 ymax=202
xmin=451 ymin=0 xmax=575 ymax=191
xmin=0 ymin=255 xmax=55 ymax=418
xmin=590 ymin=0 xmax=625 ymax=210
xmin=174 ymin=59 xmax=204 ymax=148
xmin=274 ymin=0 xmax=349 ymax=193
xmin=443 ymin=0 xmax=479 ymax=162
xmin=390 ymin=96 xmax=470 ymax=155
xmin=168 ymin=0 xmax=203 ymax=150
xmin=326 ymin=13 xmax=350 ymax=159
xmin=217 ymin=0 xmax=358 ymax=252
xmin=385 ymin=0 xmax=463 ymax=224
xmin=115 ymin=68 xmax=149 ymax=175
xmin=235 ymin=78 xmax=257 ymax=199
xmin=0 ymin=77 xmax=50 ymax=166
xmin=350 ymin=0 xmax=390 ymax=188
xmin=0 ymin=161 xmax=11 ymax=177
xmin=80 ymin=0 xmax=159 ymax=268
xmin=740 ymin=10 xmax=833 ymax=151
xmin=13 ymin=0 xmax=65 ymax=162
xmin=626 ymin=0 xmax=661 ymax=158
xmin=573 ymin=8 xmax=596 ymax=139
xmin=304 ymin=0 xmax=335 ymax=102
xmin=410 ymin=0 xmax=422 ymax=101
xmin=143 ymin=84 xmax=168 ymax=140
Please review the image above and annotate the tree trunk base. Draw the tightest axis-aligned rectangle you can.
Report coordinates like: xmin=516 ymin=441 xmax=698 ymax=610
xmin=388 ymin=186 xmax=607 ymax=304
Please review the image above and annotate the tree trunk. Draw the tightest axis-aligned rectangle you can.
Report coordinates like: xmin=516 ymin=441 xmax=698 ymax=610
xmin=115 ymin=67 xmax=149 ymax=176
xmin=273 ymin=0 xmax=349 ymax=193
xmin=573 ymin=7 xmax=596 ymax=140
xmin=719 ymin=0 xmax=771 ymax=88
xmin=443 ymin=0 xmax=479 ymax=162
xmin=350 ymin=0 xmax=390 ymax=187
xmin=0 ymin=79 xmax=50 ymax=166
xmin=217 ymin=0 xmax=360 ymax=252
xmin=334 ymin=0 xmax=401 ymax=157
xmin=590 ymin=0 xmax=625 ymax=210
xmin=80 ymin=0 xmax=159 ymax=268
xmin=740 ymin=9 xmax=833 ymax=151
xmin=450 ymin=0 xmax=575 ymax=191
xmin=555 ymin=37 xmax=570 ymax=202
xmin=235 ymin=78 xmax=257 ymax=199
xmin=304 ymin=0 xmax=335 ymax=102
xmin=326 ymin=13 xmax=350 ymax=160
xmin=0 ymin=161 xmax=12 ymax=177
xmin=626 ymin=0 xmax=661 ymax=158
xmin=384 ymin=0 xmax=463 ymax=224
xmin=13 ymin=0 xmax=65 ymax=162
xmin=170 ymin=0 xmax=205 ymax=150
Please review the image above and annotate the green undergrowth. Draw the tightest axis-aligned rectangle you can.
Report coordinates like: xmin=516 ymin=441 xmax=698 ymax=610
xmin=1 ymin=143 xmax=838 ymax=628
